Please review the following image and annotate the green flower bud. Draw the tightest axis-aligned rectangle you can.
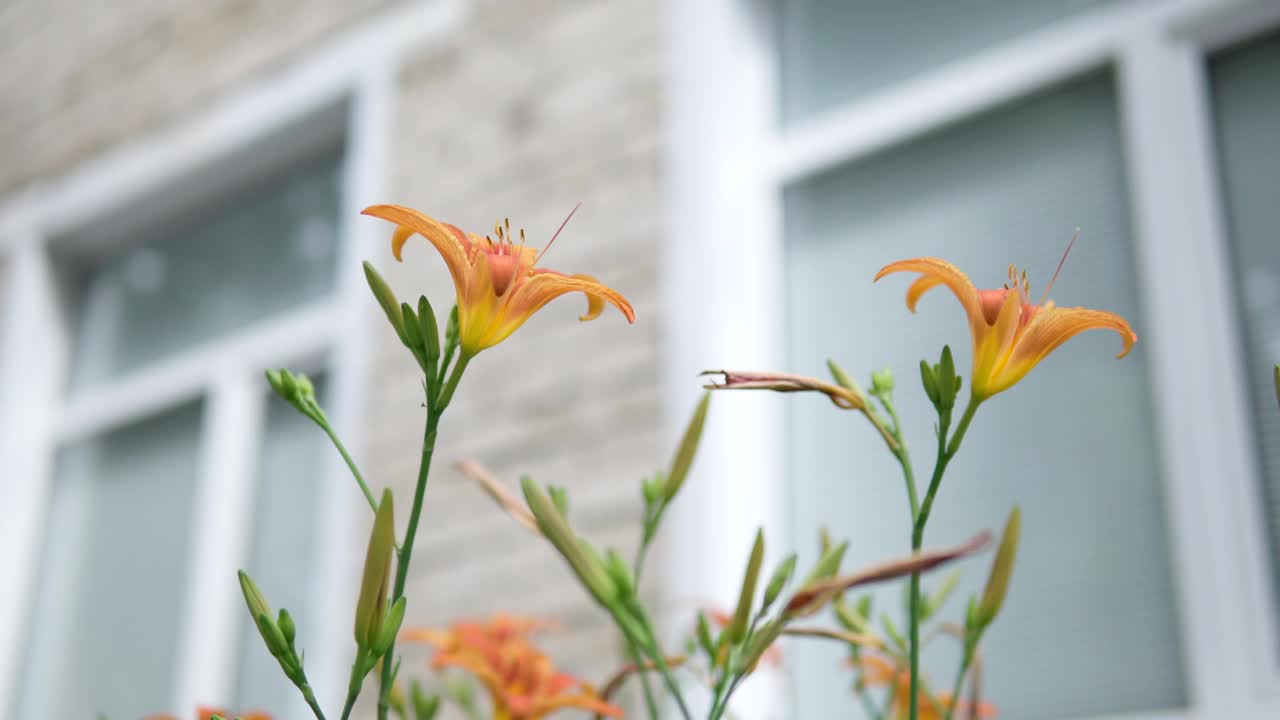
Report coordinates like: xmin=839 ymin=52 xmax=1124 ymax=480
xmin=977 ymin=505 xmax=1021 ymax=628
xmin=870 ymin=367 xmax=894 ymax=395
xmin=277 ymin=608 xmax=296 ymax=647
xmin=728 ymin=529 xmax=765 ymax=644
xmin=665 ymin=392 xmax=710 ymax=503
xmin=762 ymin=553 xmax=797 ymax=611
xmin=373 ymin=596 xmax=407 ymax=656
xmin=364 ymin=261 xmax=407 ymax=343
xmin=355 ymin=489 xmax=395 ymax=650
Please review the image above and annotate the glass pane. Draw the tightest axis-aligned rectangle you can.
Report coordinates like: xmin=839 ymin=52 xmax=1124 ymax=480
xmin=13 ymin=401 xmax=204 ymax=720
xmin=68 ymin=153 xmax=343 ymax=389
xmin=1209 ymin=30 xmax=1280 ymax=638
xmin=783 ymin=72 xmax=1185 ymax=718
xmin=775 ymin=0 xmax=1117 ymax=125
xmin=233 ymin=379 xmax=328 ymax=713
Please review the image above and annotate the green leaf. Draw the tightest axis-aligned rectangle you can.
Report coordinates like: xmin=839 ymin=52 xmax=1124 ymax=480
xmin=695 ymin=610 xmax=716 ymax=659
xmin=665 ymin=392 xmax=711 ymax=502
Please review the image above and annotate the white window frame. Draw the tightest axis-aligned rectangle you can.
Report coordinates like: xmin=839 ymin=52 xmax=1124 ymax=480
xmin=662 ymin=1 xmax=1280 ymax=718
xmin=0 ymin=1 xmax=467 ymax=716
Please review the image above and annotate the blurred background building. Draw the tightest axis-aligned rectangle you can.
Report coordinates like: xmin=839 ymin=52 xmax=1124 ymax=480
xmin=1 ymin=1 xmax=1279 ymax=719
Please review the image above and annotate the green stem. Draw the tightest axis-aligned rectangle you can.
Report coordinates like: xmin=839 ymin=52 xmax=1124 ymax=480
xmin=943 ymin=658 xmax=969 ymax=720
xmin=300 ymin=684 xmax=327 ymax=720
xmin=879 ymin=394 xmax=918 ymax=521
xmin=340 ymin=690 xmax=358 ymax=720
xmin=623 ymin=635 xmax=661 ymax=720
xmin=323 ymin=424 xmax=377 ymax=514
xmin=376 ymin=356 xmax=471 ymax=720
xmin=908 ymin=396 xmax=980 ymax=720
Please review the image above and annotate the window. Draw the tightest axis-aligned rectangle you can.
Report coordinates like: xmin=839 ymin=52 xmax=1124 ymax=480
xmin=7 ymin=127 xmax=348 ymax=720
xmin=666 ymin=1 xmax=1280 ymax=718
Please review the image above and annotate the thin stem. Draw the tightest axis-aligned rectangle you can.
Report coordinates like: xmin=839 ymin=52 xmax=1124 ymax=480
xmin=623 ymin=635 xmax=661 ymax=720
xmin=323 ymin=424 xmax=377 ymax=513
xmin=878 ymin=394 xmax=918 ymax=520
xmin=375 ymin=358 xmax=471 ymax=720
xmin=908 ymin=396 xmax=980 ymax=720
xmin=340 ymin=691 xmax=358 ymax=720
xmin=943 ymin=660 xmax=969 ymax=720
xmin=300 ymin=684 xmax=327 ymax=720
xmin=436 ymin=353 xmax=471 ymax=409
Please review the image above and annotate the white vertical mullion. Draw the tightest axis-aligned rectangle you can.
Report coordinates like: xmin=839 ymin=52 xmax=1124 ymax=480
xmin=304 ymin=62 xmax=394 ymax=713
xmin=663 ymin=0 xmax=784 ymax=716
xmin=175 ymin=370 xmax=264 ymax=712
xmin=1118 ymin=29 xmax=1266 ymax=718
xmin=0 ymin=237 xmax=68 ymax=716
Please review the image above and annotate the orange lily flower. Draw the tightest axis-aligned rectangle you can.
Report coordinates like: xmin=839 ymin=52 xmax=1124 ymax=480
xmin=875 ymin=251 xmax=1136 ymax=400
xmin=402 ymin=615 xmax=622 ymax=720
xmin=362 ymin=204 xmax=634 ymax=356
xmin=854 ymin=655 xmax=997 ymax=720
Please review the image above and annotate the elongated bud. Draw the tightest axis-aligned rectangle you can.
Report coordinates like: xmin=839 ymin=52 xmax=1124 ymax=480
xmin=355 ymin=489 xmax=396 ymax=649
xmin=920 ymin=359 xmax=940 ymax=406
xmin=418 ymin=296 xmax=440 ymax=365
xmin=937 ymin=345 xmax=959 ymax=410
xmin=923 ymin=569 xmax=961 ymax=621
xmin=278 ymin=608 xmax=296 ymax=647
xmin=728 ymin=529 xmax=765 ymax=644
xmin=641 ymin=474 xmax=664 ymax=505
xmin=665 ymin=393 xmax=710 ymax=502
xmin=364 ymin=261 xmax=406 ymax=343
xmin=548 ymin=484 xmax=570 ymax=517
xmin=400 ymin=302 xmax=425 ymax=355
xmin=604 ymin=549 xmax=636 ymax=599
xmin=695 ymin=610 xmax=716 ymax=658
xmin=374 ymin=596 xmax=408 ymax=656
xmin=977 ymin=505 xmax=1021 ymax=627
xmin=762 ymin=553 xmax=797 ymax=611
xmin=802 ymin=540 xmax=848 ymax=587
xmin=826 ymin=358 xmax=869 ymax=406
xmin=703 ymin=370 xmax=865 ymax=410
xmin=239 ymin=570 xmax=272 ymax=623
xmin=521 ymin=476 xmax=617 ymax=605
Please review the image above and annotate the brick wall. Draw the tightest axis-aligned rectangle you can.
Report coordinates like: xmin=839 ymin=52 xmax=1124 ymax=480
xmin=369 ymin=0 xmax=664 ymax=688
xmin=0 ymin=0 xmax=395 ymax=196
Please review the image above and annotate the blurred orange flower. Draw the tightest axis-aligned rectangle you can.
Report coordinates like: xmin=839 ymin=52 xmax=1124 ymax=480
xmin=142 ymin=706 xmax=271 ymax=720
xmin=854 ymin=654 xmax=997 ymax=720
xmin=876 ymin=255 xmax=1135 ymax=400
xmin=402 ymin=614 xmax=622 ymax=720
xmin=362 ymin=204 xmax=634 ymax=356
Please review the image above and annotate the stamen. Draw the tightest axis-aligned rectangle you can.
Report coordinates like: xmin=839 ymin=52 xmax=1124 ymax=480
xmin=1039 ymin=229 xmax=1079 ymax=305
xmin=535 ymin=202 xmax=582 ymax=265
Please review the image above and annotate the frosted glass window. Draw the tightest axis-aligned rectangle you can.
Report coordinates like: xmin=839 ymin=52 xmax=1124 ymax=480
xmin=774 ymin=0 xmax=1117 ymax=125
xmin=13 ymin=402 xmax=203 ymax=720
xmin=233 ymin=379 xmax=328 ymax=713
xmin=68 ymin=153 xmax=344 ymax=389
xmin=783 ymin=73 xmax=1184 ymax=718
xmin=1209 ymin=30 xmax=1280 ymax=635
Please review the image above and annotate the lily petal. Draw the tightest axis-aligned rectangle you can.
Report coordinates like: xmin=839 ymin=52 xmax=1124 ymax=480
xmin=876 ymin=258 xmax=985 ymax=340
xmin=1001 ymin=305 xmax=1137 ymax=390
xmin=513 ymin=271 xmax=636 ymax=325
xmin=362 ymin=204 xmax=471 ymax=287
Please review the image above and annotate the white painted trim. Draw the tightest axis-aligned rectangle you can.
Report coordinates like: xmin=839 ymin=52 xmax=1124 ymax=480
xmin=56 ymin=302 xmax=339 ymax=443
xmin=175 ymin=371 xmax=266 ymax=712
xmin=0 ymin=1 xmax=468 ymax=716
xmin=305 ymin=61 xmax=397 ymax=711
xmin=662 ymin=0 xmax=785 ymax=717
xmin=771 ymin=0 xmax=1216 ymax=185
xmin=0 ymin=239 xmax=69 ymax=715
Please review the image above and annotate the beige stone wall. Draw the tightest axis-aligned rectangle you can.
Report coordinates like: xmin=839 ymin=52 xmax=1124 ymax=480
xmin=0 ymin=0 xmax=395 ymax=196
xmin=369 ymin=0 xmax=664 ymax=685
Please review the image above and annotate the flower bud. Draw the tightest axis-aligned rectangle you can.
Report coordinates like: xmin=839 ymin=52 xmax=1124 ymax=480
xmin=871 ymin=368 xmax=894 ymax=395
xmin=278 ymin=608 xmax=296 ymax=647
xmin=411 ymin=680 xmax=441 ymax=720
xmin=364 ymin=261 xmax=407 ymax=344
xmin=355 ymin=489 xmax=396 ymax=650
xmin=373 ymin=596 xmax=407 ymax=656
xmin=665 ymin=392 xmax=710 ymax=502
xmin=762 ymin=553 xmax=797 ymax=611
xmin=521 ymin=476 xmax=617 ymax=606
xmin=976 ymin=505 xmax=1021 ymax=628
xmin=826 ymin=358 xmax=869 ymax=406
xmin=728 ymin=529 xmax=765 ymax=644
